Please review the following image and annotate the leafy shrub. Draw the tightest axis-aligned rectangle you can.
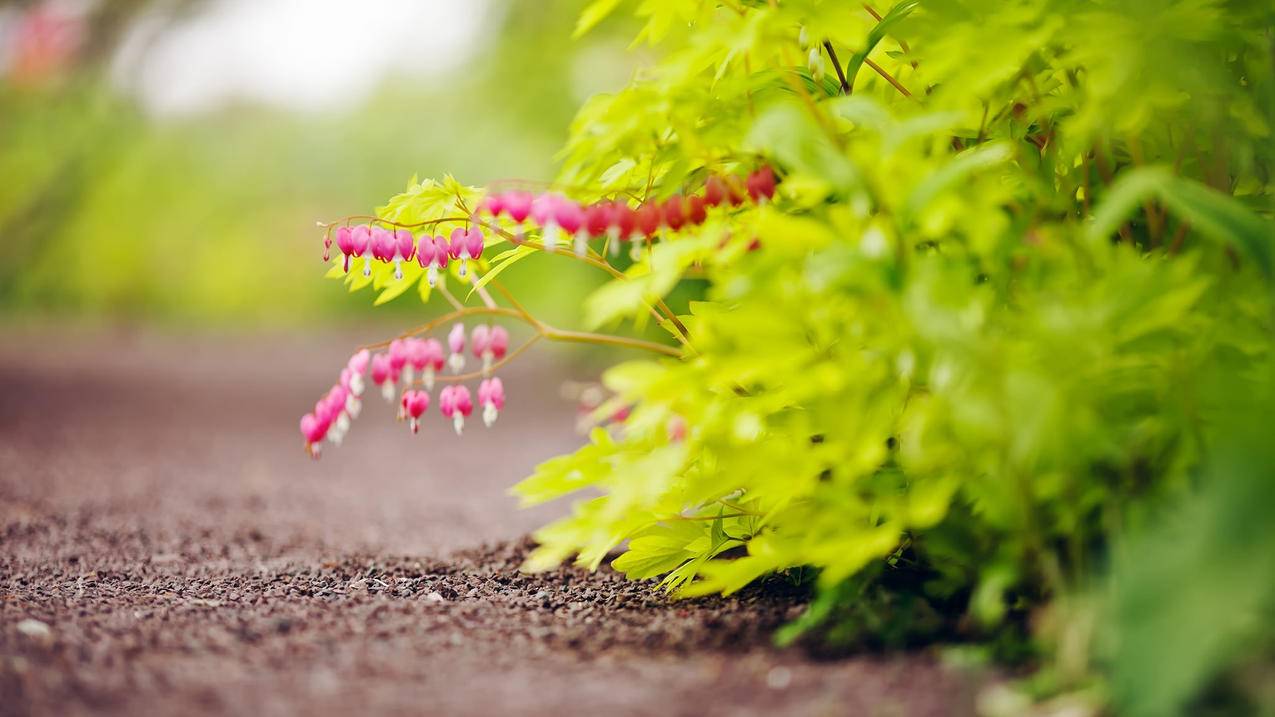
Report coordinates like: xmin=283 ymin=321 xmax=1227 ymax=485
xmin=308 ymin=0 xmax=1275 ymax=709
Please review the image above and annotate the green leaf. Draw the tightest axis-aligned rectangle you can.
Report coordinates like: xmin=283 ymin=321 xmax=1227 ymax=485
xmin=575 ymin=0 xmax=624 ymax=38
xmin=1088 ymin=167 xmax=1275 ymax=277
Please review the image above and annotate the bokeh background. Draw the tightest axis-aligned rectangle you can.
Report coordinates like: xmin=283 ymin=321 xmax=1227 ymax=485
xmin=0 ymin=0 xmax=654 ymax=558
xmin=0 ymin=0 xmax=644 ymax=326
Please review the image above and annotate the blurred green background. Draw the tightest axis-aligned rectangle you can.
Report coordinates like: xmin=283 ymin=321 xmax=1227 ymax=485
xmin=0 ymin=0 xmax=640 ymax=327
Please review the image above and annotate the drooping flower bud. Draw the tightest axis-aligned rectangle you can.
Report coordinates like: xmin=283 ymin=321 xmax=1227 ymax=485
xmin=388 ymin=339 xmax=409 ymax=386
xmin=370 ymin=352 xmax=395 ymax=402
xmin=807 ymin=46 xmax=825 ymax=81
xmin=351 ymin=225 xmax=373 ymax=276
xmin=687 ymin=195 xmax=707 ymax=225
xmin=583 ymin=201 xmax=612 ymax=253
xmin=478 ymin=377 xmax=505 ymax=427
xmin=336 ymin=226 xmax=358 ymax=272
xmin=346 ymin=349 xmax=369 ymax=403
xmin=447 ymin=323 xmax=466 ymax=373
xmin=747 ymin=166 xmax=776 ymax=203
xmin=401 ymin=389 xmax=430 ymax=434
xmin=663 ymin=195 xmax=686 ymax=231
xmin=421 ymin=338 xmax=444 ymax=389
xmin=449 ymin=227 xmax=470 ymax=276
xmin=371 ymin=227 xmax=395 ymax=267
xmin=439 ymin=385 xmax=474 ymax=435
xmin=634 ymin=202 xmax=661 ymax=259
xmin=504 ymin=191 xmax=533 ymax=223
xmin=471 ymin=324 xmax=503 ymax=375
xmin=555 ymin=199 xmax=585 ymax=254
xmin=488 ymin=326 xmax=509 ymax=361
xmin=481 ymin=193 xmax=506 ymax=219
xmin=704 ymin=175 xmax=727 ymax=207
xmin=392 ymin=229 xmax=415 ymax=280
xmin=300 ymin=412 xmax=327 ymax=457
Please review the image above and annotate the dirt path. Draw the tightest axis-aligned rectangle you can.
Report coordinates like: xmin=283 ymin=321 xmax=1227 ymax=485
xmin=1 ymin=325 xmax=984 ymax=716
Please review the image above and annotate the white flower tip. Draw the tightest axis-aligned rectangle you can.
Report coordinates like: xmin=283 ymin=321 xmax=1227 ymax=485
xmin=483 ymin=403 xmax=498 ymax=427
xmin=453 ymin=414 xmax=465 ymax=436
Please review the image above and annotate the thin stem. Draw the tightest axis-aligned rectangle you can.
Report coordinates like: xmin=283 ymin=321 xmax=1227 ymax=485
xmin=361 ymin=307 xmax=526 ymax=351
xmin=863 ymin=57 xmax=912 ymax=98
xmin=318 ymin=215 xmax=470 ymax=231
xmin=427 ymin=336 xmax=542 ymax=384
xmin=542 ymin=327 xmax=682 ymax=357
xmin=437 ymin=283 xmax=465 ymax=312
xmin=669 ymin=513 xmax=756 ymax=522
xmin=477 ymin=218 xmax=693 ymax=344
xmin=469 ymin=273 xmax=499 ymax=310
xmin=823 ymin=41 xmax=851 ymax=95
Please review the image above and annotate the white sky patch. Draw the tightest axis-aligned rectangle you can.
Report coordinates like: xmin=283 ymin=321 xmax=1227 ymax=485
xmin=113 ymin=0 xmax=493 ymax=117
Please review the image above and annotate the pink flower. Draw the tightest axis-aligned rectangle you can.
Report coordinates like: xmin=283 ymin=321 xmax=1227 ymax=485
xmin=449 ymin=227 xmax=484 ymax=276
xmin=371 ymin=226 xmax=395 ymax=265
xmin=471 ymin=324 xmax=490 ymax=357
xmin=747 ymin=166 xmax=776 ymax=203
xmin=478 ymin=377 xmax=505 ymax=427
xmin=489 ymin=326 xmax=509 ymax=360
xmin=481 ymin=193 xmax=506 ymax=218
xmin=687 ymin=195 xmax=707 ymax=225
xmin=704 ymin=176 xmax=727 ymax=207
xmin=300 ymin=412 xmax=327 ymax=457
xmin=392 ymin=229 xmax=415 ymax=280
xmin=471 ymin=324 xmax=506 ymax=375
xmin=663 ymin=196 xmax=686 ymax=231
xmin=335 ymin=226 xmax=355 ymax=270
xmin=439 ymin=385 xmax=474 ymax=435
xmin=420 ymin=338 xmax=444 ymax=389
xmin=581 ymin=202 xmax=610 ymax=255
xmin=349 ymin=225 xmax=373 ymax=276
xmin=532 ymin=194 xmax=565 ymax=251
xmin=504 ymin=191 xmax=533 ymax=223
xmin=417 ymin=234 xmax=450 ymax=287
xmin=401 ymin=389 xmax=430 ymax=434
xmin=370 ymin=352 xmax=397 ymax=402
xmin=447 ymin=323 xmax=466 ymax=373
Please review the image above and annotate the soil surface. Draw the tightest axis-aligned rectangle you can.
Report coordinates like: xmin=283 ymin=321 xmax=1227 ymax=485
xmin=1 ymin=324 xmax=986 ymax=716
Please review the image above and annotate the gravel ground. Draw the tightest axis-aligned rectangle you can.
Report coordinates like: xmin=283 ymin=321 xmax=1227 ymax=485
xmin=0 ymin=324 xmax=985 ymax=716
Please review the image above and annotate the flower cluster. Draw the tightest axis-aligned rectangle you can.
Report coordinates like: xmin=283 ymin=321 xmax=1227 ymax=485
xmin=299 ymin=324 xmax=510 ymax=456
xmin=479 ymin=167 xmax=776 ymax=258
xmin=327 ymin=224 xmax=485 ymax=285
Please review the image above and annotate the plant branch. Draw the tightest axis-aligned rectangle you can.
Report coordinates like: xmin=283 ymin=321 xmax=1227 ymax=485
xmin=823 ymin=41 xmax=851 ymax=94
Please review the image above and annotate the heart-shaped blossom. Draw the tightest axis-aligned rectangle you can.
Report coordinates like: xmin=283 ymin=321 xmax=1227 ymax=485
xmin=746 ymin=166 xmax=776 ymax=203
xmin=401 ymin=389 xmax=430 ymax=434
xmin=439 ymin=384 xmax=474 ymax=435
xmin=478 ymin=377 xmax=505 ymax=427
xmin=447 ymin=323 xmax=466 ymax=373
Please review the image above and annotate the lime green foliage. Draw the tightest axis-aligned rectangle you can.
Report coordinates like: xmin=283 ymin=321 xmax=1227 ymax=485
xmin=363 ymin=0 xmax=1274 ymax=708
xmin=507 ymin=0 xmax=1275 ymax=699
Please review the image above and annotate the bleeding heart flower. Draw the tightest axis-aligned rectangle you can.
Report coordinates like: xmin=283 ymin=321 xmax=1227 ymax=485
xmin=747 ymin=166 xmax=776 ymax=203
xmin=300 ymin=412 xmax=327 ymax=457
xmin=687 ymin=195 xmax=707 ymax=225
xmin=704 ymin=176 xmax=727 ymax=207
xmin=350 ymin=225 xmax=373 ymax=276
xmin=392 ymin=229 xmax=415 ymax=280
xmin=401 ymin=389 xmax=430 ymax=434
xmin=439 ymin=384 xmax=474 ymax=435
xmin=478 ymin=377 xmax=505 ymax=427
xmin=663 ymin=196 xmax=686 ymax=231
xmin=448 ymin=323 xmax=466 ymax=373
xmin=504 ymin=191 xmax=533 ymax=223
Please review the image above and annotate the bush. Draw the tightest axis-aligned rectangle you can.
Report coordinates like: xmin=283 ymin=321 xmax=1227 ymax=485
xmin=309 ymin=0 xmax=1275 ymax=711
